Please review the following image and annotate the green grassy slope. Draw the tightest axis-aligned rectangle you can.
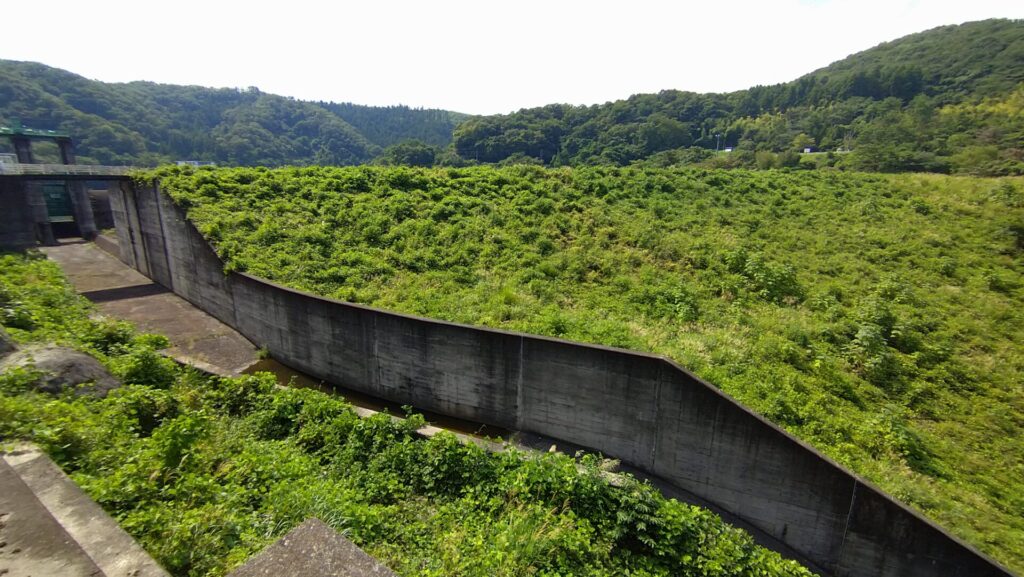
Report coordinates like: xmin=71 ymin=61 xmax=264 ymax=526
xmin=155 ymin=165 xmax=1024 ymax=572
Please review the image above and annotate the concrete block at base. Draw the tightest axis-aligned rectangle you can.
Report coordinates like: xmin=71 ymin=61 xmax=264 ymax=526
xmin=2 ymin=445 xmax=169 ymax=577
xmin=227 ymin=518 xmax=397 ymax=577
xmin=0 ymin=457 xmax=104 ymax=577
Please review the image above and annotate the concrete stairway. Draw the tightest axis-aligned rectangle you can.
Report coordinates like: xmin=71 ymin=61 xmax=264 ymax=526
xmin=0 ymin=445 xmax=168 ymax=577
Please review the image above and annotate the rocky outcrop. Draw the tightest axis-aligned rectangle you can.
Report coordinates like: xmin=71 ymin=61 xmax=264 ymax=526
xmin=0 ymin=345 xmax=120 ymax=397
xmin=0 ymin=326 xmax=15 ymax=358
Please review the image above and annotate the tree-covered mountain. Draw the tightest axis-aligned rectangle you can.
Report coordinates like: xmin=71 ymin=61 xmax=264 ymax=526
xmin=2 ymin=19 xmax=1021 ymax=172
xmin=0 ymin=60 xmax=465 ymax=166
xmin=452 ymin=19 xmax=1024 ymax=174
xmin=318 ymin=102 xmax=468 ymax=149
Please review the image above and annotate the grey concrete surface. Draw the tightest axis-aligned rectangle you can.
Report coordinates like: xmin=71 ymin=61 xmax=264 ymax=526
xmin=1 ymin=176 xmax=108 ymax=249
xmin=1 ymin=445 xmax=169 ymax=577
xmin=0 ymin=179 xmax=41 ymax=249
xmin=89 ymin=188 xmax=115 ymax=231
xmin=0 ymin=457 xmax=104 ymax=577
xmin=227 ymin=518 xmax=396 ymax=577
xmin=41 ymin=241 xmax=258 ymax=376
xmin=108 ymin=183 xmax=1016 ymax=577
xmin=68 ymin=181 xmax=97 ymax=240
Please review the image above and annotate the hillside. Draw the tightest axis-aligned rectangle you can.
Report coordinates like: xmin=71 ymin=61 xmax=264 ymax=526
xmin=319 ymin=101 xmax=470 ymax=149
xmin=154 ymin=164 xmax=1024 ymax=573
xmin=452 ymin=19 xmax=1024 ymax=174
xmin=738 ymin=18 xmax=1024 ymax=112
xmin=3 ymin=19 xmax=1021 ymax=172
xmin=0 ymin=60 xmax=464 ymax=166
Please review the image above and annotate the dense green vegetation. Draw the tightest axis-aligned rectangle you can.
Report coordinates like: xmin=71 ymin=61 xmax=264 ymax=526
xmin=452 ymin=19 xmax=1024 ymax=174
xmin=0 ymin=60 xmax=463 ymax=166
xmin=154 ymin=164 xmax=1024 ymax=572
xmin=0 ymin=252 xmax=812 ymax=576
xmin=319 ymin=102 xmax=468 ymax=149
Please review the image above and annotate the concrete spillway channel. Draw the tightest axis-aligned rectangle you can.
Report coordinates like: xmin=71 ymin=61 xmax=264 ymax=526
xmin=41 ymin=238 xmax=815 ymax=571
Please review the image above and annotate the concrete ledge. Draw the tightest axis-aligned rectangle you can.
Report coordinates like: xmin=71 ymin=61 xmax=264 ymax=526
xmin=2 ymin=445 xmax=170 ymax=577
xmin=0 ymin=456 xmax=104 ymax=577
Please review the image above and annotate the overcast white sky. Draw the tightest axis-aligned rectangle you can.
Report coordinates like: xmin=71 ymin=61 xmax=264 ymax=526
xmin=3 ymin=0 xmax=1022 ymax=115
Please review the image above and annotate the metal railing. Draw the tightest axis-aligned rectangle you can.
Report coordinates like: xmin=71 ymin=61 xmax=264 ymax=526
xmin=0 ymin=163 xmax=134 ymax=177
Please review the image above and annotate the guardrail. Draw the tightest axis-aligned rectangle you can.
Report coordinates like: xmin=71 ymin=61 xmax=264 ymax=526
xmin=0 ymin=163 xmax=134 ymax=177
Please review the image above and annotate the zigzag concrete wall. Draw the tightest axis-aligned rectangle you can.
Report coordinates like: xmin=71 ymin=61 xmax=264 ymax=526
xmin=108 ymin=182 xmax=1014 ymax=577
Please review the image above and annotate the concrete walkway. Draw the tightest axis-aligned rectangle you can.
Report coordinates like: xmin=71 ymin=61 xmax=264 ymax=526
xmin=0 ymin=457 xmax=103 ymax=577
xmin=0 ymin=445 xmax=168 ymax=577
xmin=41 ymin=241 xmax=258 ymax=376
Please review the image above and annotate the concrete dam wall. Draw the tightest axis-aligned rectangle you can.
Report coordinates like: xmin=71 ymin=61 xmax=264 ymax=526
xmin=108 ymin=182 xmax=1013 ymax=577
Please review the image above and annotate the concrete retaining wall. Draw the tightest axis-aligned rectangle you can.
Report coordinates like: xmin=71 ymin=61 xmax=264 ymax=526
xmin=0 ymin=179 xmax=40 ymax=249
xmin=109 ymin=182 xmax=1014 ymax=577
xmin=88 ymin=186 xmax=116 ymax=230
xmin=1 ymin=176 xmax=110 ymax=249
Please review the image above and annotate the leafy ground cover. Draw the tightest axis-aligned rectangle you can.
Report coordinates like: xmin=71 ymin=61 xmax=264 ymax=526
xmin=153 ymin=164 xmax=1024 ymax=572
xmin=0 ymin=251 xmax=813 ymax=576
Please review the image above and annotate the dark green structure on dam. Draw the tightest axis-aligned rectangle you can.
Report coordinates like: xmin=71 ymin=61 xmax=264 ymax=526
xmin=0 ymin=123 xmax=128 ymax=249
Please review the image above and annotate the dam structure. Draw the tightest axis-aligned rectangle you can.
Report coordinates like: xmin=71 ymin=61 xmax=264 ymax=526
xmin=0 ymin=123 xmax=130 ymax=248
xmin=0 ymin=146 xmax=1014 ymax=577
xmin=85 ymin=179 xmax=1013 ymax=577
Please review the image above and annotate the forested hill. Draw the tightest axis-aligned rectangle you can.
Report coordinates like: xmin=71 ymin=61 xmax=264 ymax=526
xmin=318 ymin=102 xmax=470 ymax=149
xmin=740 ymin=18 xmax=1024 ymax=111
xmin=2 ymin=19 xmax=1021 ymax=171
xmin=453 ymin=19 xmax=1024 ymax=174
xmin=0 ymin=60 xmax=465 ymax=166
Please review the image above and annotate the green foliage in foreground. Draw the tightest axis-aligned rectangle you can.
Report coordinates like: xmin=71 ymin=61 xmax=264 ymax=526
xmin=154 ymin=165 xmax=1024 ymax=572
xmin=0 ymin=252 xmax=812 ymax=576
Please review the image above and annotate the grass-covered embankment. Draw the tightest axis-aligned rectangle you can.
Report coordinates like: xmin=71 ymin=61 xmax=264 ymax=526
xmin=152 ymin=165 xmax=1024 ymax=572
xmin=0 ymin=251 xmax=813 ymax=576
